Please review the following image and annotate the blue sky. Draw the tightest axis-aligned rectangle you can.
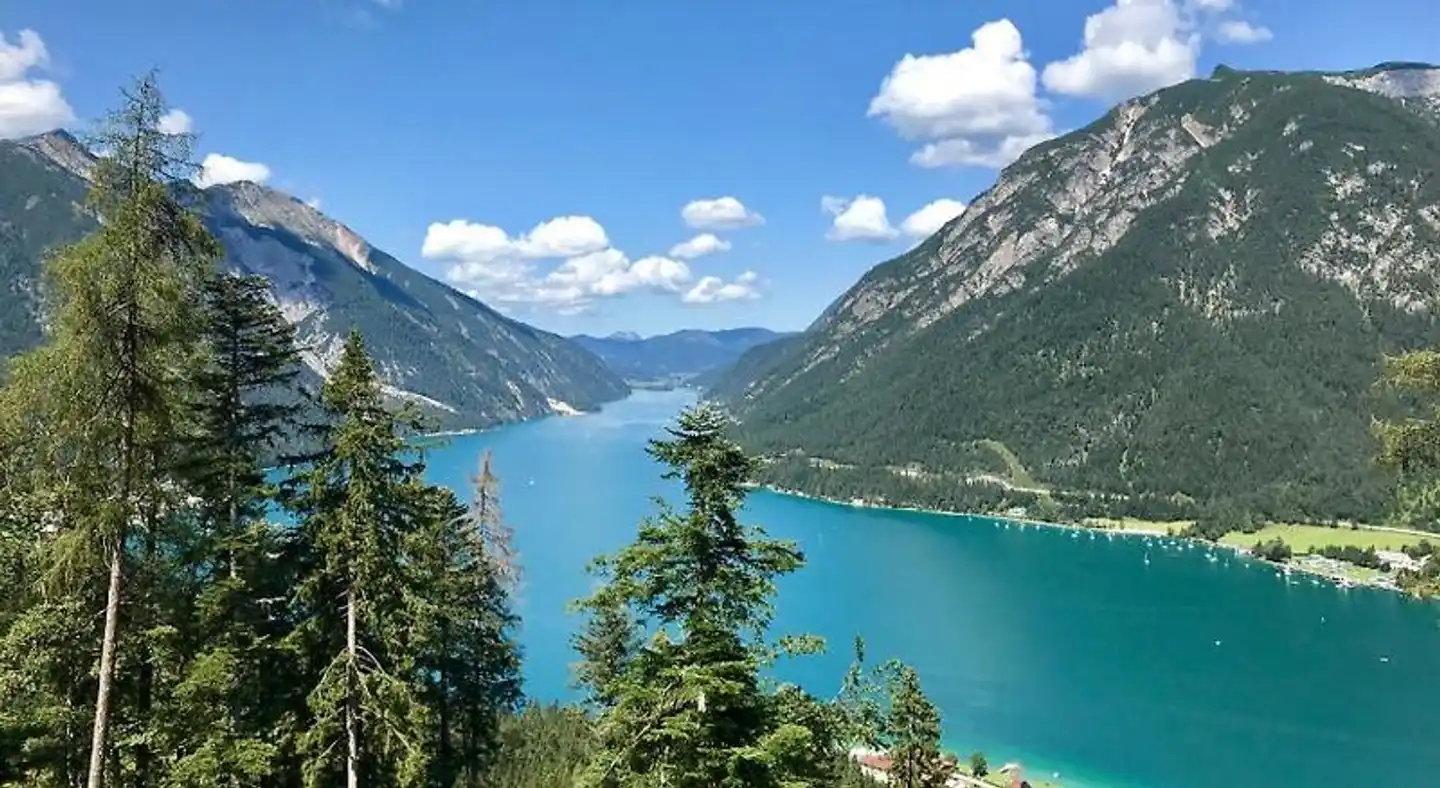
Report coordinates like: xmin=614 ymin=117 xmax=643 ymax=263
xmin=2 ymin=0 xmax=1436 ymax=337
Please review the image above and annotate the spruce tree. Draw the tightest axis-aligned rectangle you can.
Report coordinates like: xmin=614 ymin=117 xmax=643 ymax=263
xmin=285 ymin=329 xmax=430 ymax=787
xmin=161 ymin=271 xmax=304 ymax=786
xmin=575 ymin=403 xmax=806 ymax=787
xmin=885 ymin=666 xmax=949 ymax=788
xmin=405 ymin=478 xmax=521 ymax=787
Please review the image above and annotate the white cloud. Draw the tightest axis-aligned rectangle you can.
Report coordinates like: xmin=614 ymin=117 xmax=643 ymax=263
xmin=901 ymin=199 xmax=968 ymax=239
xmin=306 ymin=197 xmax=323 ymax=210
xmin=1041 ymin=0 xmax=1198 ymax=101
xmin=421 ymin=215 xmax=609 ymax=264
xmin=157 ymin=109 xmax=193 ymax=135
xmin=681 ymin=197 xmax=764 ymax=230
xmin=910 ymin=132 xmax=1055 ymax=168
xmin=822 ymin=195 xmax=898 ymax=242
xmin=868 ymin=19 xmax=1053 ymax=170
xmin=1215 ymin=19 xmax=1272 ymax=44
xmin=669 ymin=233 xmax=731 ymax=260
xmin=683 ymin=270 xmax=761 ymax=305
xmin=1041 ymin=0 xmax=1271 ymax=101
xmin=515 ymin=215 xmax=610 ymax=258
xmin=194 ymin=153 xmax=272 ymax=187
xmin=0 ymin=29 xmax=75 ymax=140
xmin=424 ymin=214 xmax=740 ymax=312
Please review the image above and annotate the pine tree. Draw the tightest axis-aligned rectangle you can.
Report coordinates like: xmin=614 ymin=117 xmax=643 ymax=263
xmin=405 ymin=478 xmax=521 ymax=787
xmin=0 ymin=71 xmax=218 ymax=788
xmin=885 ymin=667 xmax=949 ymax=788
xmin=572 ymin=595 xmax=639 ymax=710
xmin=286 ymin=329 xmax=431 ymax=787
xmin=160 ymin=271 xmax=304 ymax=785
xmin=184 ymin=270 xmax=301 ymax=572
xmin=575 ymin=403 xmax=806 ymax=788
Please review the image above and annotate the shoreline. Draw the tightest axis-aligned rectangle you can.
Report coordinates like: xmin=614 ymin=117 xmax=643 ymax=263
xmin=749 ymin=483 xmax=1432 ymax=600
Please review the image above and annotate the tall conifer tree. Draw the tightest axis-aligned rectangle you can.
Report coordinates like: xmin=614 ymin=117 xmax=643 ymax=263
xmin=286 ymin=330 xmax=430 ymax=787
xmin=575 ymin=403 xmax=806 ymax=787
xmin=0 ymin=71 xmax=218 ymax=788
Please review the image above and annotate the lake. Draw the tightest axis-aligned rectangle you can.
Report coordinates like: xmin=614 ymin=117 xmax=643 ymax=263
xmin=420 ymin=389 xmax=1440 ymax=788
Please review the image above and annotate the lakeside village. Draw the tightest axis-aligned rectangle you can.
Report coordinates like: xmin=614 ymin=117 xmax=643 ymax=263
xmin=758 ymin=485 xmax=1440 ymax=598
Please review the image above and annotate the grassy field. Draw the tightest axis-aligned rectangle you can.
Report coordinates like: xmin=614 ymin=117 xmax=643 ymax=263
xmin=1218 ymin=523 xmax=1431 ymax=552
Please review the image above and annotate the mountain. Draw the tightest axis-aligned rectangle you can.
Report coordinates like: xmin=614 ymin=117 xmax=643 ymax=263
xmin=709 ymin=63 xmax=1440 ymax=526
xmin=570 ymin=327 xmax=794 ymax=384
xmin=0 ymin=131 xmax=628 ymax=427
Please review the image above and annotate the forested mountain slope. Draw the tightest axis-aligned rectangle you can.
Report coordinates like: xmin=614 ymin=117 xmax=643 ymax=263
xmin=710 ymin=63 xmax=1440 ymax=524
xmin=0 ymin=131 xmax=627 ymax=428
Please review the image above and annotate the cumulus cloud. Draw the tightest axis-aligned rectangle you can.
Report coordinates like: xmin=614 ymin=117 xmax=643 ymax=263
xmin=868 ymin=19 xmax=1054 ymax=170
xmin=1215 ymin=19 xmax=1272 ymax=44
xmin=669 ymin=233 xmax=731 ymax=260
xmin=822 ymin=195 xmax=898 ymax=242
xmin=194 ymin=153 xmax=272 ymax=187
xmin=423 ymin=214 xmax=748 ymax=312
xmin=1041 ymin=0 xmax=1197 ymax=101
xmin=1041 ymin=0 xmax=1272 ymax=101
xmin=901 ymin=199 xmax=968 ymax=239
xmin=422 ymin=215 xmax=610 ymax=264
xmin=0 ymin=29 xmax=75 ymax=140
xmin=683 ymin=271 xmax=761 ymax=305
xmin=910 ymin=132 xmax=1056 ymax=169
xmin=681 ymin=197 xmax=764 ymax=230
xmin=157 ymin=109 xmax=193 ymax=135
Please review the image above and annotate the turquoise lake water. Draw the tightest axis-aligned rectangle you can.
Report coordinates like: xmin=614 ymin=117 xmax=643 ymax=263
xmin=418 ymin=389 xmax=1440 ymax=788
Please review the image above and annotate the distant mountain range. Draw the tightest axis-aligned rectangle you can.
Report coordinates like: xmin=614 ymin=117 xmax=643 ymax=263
xmin=570 ymin=328 xmax=794 ymax=385
xmin=0 ymin=130 xmax=628 ymax=429
xmin=708 ymin=62 xmax=1440 ymax=526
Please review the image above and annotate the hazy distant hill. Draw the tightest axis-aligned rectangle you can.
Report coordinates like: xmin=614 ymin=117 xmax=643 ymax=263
xmin=571 ymin=327 xmax=794 ymax=384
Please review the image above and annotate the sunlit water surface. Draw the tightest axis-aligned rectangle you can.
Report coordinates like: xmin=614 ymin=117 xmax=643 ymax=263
xmin=417 ymin=390 xmax=1440 ymax=788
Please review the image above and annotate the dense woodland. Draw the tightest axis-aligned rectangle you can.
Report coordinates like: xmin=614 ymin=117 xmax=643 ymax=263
xmin=713 ymin=69 xmax=1440 ymax=531
xmin=0 ymin=77 xmax=958 ymax=787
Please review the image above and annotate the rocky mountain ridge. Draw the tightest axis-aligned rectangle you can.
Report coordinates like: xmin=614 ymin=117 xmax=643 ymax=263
xmin=0 ymin=130 xmax=628 ymax=427
xmin=711 ymin=62 xmax=1440 ymax=524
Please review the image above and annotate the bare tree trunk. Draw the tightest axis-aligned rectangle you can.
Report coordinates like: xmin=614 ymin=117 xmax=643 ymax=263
xmin=346 ymin=587 xmax=360 ymax=788
xmin=86 ymin=543 xmax=124 ymax=788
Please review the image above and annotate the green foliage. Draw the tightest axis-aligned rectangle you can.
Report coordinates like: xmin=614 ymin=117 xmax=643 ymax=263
xmin=488 ymin=704 xmax=596 ymax=788
xmin=571 ymin=403 xmax=905 ymax=788
xmin=1401 ymin=539 xmax=1436 ymax=559
xmin=0 ymin=75 xmax=524 ymax=788
xmin=1314 ymin=544 xmax=1388 ymax=570
xmin=969 ymin=751 xmax=989 ymax=778
xmin=1184 ymin=501 xmax=1258 ymax=541
xmin=1252 ymin=538 xmax=1293 ymax=563
xmin=884 ymin=667 xmax=950 ymax=788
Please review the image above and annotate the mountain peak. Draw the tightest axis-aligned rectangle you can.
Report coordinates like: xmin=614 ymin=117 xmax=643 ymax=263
xmin=203 ymin=179 xmax=381 ymax=276
xmin=17 ymin=128 xmax=97 ymax=179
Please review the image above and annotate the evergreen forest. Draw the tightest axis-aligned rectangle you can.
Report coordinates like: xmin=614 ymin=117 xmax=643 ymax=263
xmin=0 ymin=76 xmax=956 ymax=788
